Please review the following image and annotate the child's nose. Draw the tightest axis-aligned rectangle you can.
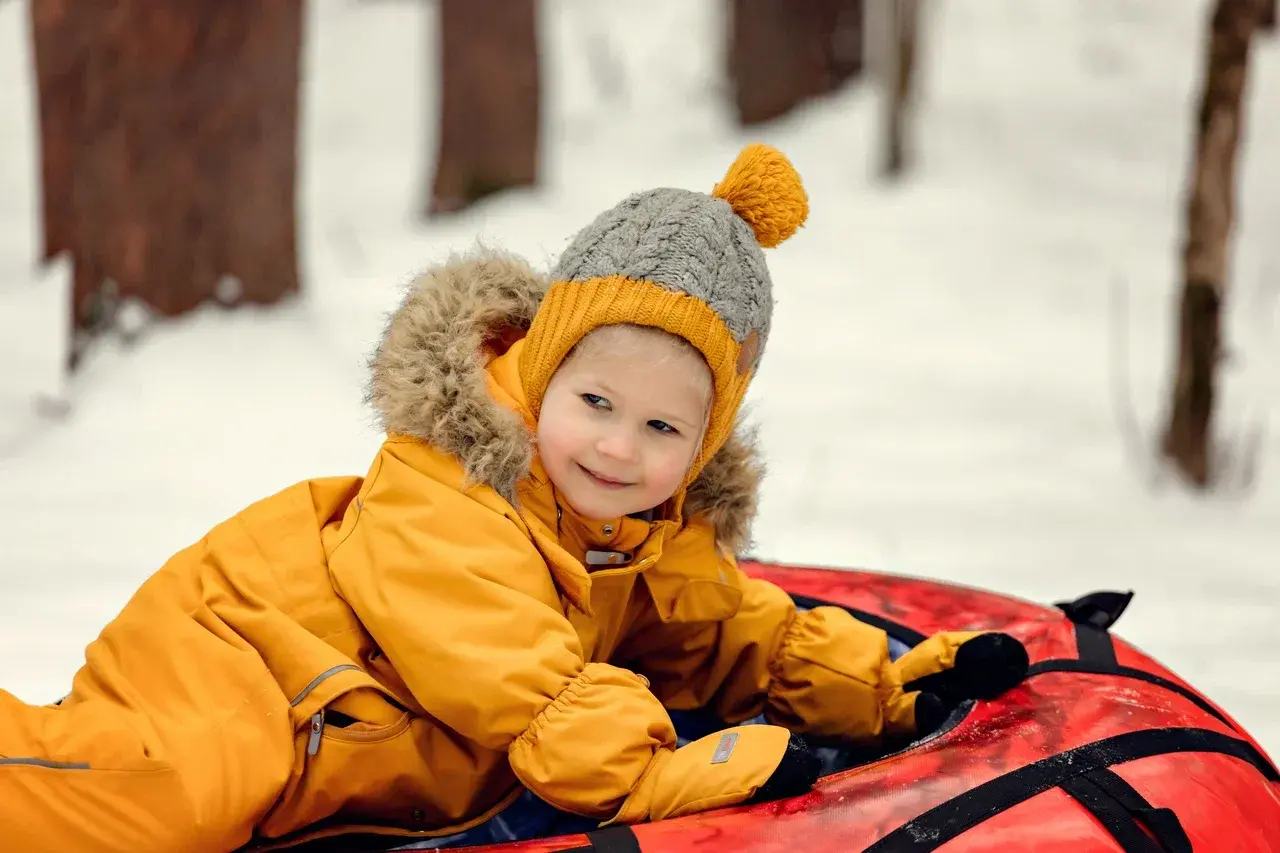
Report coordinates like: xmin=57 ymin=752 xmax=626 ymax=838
xmin=596 ymin=429 xmax=637 ymax=463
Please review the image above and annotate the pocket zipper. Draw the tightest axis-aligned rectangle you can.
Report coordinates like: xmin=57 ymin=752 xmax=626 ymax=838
xmin=307 ymin=710 xmax=325 ymax=756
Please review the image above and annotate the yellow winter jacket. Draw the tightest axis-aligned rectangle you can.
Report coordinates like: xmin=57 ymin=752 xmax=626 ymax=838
xmin=2 ymin=253 xmax=929 ymax=852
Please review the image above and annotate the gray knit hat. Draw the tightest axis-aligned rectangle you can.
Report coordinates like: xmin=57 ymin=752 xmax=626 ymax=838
xmin=519 ymin=143 xmax=808 ymax=479
xmin=551 ymin=186 xmax=776 ymax=355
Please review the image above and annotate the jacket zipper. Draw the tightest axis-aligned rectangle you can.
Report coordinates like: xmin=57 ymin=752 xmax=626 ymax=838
xmin=290 ymin=663 xmax=363 ymax=707
xmin=307 ymin=710 xmax=325 ymax=756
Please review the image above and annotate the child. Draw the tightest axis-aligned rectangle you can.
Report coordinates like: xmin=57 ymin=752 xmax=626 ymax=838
xmin=0 ymin=144 xmax=1027 ymax=852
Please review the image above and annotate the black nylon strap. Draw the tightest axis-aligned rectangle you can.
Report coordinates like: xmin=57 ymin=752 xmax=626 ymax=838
xmin=1037 ymin=584 xmax=1237 ymax=733
xmin=1056 ymin=589 xmax=1130 ymax=666
xmin=1061 ymin=774 xmax=1165 ymax=853
xmin=1074 ymin=621 xmax=1119 ymax=666
xmin=562 ymin=825 xmax=642 ymax=852
xmin=1084 ymin=768 xmax=1193 ymax=853
xmin=1055 ymin=590 xmax=1134 ymax=631
xmin=865 ymin=726 xmax=1277 ymax=852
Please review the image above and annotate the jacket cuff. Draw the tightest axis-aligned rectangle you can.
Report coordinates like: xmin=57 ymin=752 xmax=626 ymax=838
xmin=508 ymin=663 xmax=677 ymax=818
xmin=764 ymin=606 xmax=892 ymax=741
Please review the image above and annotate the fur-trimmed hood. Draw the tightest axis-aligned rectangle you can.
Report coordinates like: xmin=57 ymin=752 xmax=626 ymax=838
xmin=366 ymin=250 xmax=764 ymax=553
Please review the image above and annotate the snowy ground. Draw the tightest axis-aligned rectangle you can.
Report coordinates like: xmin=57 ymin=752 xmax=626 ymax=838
xmin=1 ymin=0 xmax=1277 ymax=755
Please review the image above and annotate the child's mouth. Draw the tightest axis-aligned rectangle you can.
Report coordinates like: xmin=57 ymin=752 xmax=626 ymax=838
xmin=578 ymin=464 xmax=631 ymax=489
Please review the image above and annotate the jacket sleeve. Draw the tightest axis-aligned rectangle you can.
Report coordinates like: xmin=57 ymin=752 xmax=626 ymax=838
xmin=616 ymin=523 xmax=911 ymax=743
xmin=327 ymin=444 xmax=677 ymax=818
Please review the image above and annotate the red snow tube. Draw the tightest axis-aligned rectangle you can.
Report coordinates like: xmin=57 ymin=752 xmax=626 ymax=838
xmin=340 ymin=561 xmax=1280 ymax=852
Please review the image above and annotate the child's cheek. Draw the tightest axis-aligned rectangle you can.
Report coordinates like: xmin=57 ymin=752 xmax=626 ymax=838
xmin=653 ymin=450 xmax=689 ymax=492
xmin=541 ymin=414 xmax=586 ymax=472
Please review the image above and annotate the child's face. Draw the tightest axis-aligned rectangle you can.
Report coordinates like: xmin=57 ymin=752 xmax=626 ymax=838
xmin=536 ymin=330 xmax=712 ymax=521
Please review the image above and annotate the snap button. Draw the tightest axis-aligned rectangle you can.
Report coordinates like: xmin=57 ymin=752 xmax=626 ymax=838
xmin=585 ymin=550 xmax=632 ymax=566
xmin=602 ymin=524 xmax=614 ymax=536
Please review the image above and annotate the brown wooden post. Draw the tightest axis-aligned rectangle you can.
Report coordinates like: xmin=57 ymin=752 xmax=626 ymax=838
xmin=29 ymin=0 xmax=304 ymax=366
xmin=428 ymin=0 xmax=541 ymax=215
xmin=1161 ymin=0 xmax=1261 ymax=486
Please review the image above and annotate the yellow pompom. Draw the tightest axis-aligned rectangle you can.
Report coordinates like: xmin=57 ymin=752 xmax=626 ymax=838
xmin=711 ymin=143 xmax=809 ymax=249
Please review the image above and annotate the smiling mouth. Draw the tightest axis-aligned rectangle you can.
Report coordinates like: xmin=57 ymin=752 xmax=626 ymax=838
xmin=578 ymin=464 xmax=632 ymax=489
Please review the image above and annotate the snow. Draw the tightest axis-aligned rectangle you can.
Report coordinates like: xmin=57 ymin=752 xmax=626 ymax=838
xmin=1 ymin=0 xmax=1277 ymax=759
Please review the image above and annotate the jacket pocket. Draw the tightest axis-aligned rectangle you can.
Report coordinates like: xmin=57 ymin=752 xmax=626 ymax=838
xmin=256 ymin=663 xmax=516 ymax=840
xmin=256 ymin=664 xmax=423 ymax=837
xmin=667 ymin=577 xmax=744 ymax=623
xmin=642 ymin=530 xmax=745 ymax=625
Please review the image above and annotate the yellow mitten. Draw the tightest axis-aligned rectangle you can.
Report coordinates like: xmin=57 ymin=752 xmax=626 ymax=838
xmin=606 ymin=724 xmax=820 ymax=825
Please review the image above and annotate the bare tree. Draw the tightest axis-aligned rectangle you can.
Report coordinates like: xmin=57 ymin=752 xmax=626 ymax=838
xmin=727 ymin=0 xmax=864 ymax=126
xmin=1161 ymin=0 xmax=1264 ymax=486
xmin=29 ymin=0 xmax=304 ymax=369
xmin=428 ymin=0 xmax=540 ymax=215
xmin=870 ymin=0 xmax=923 ymax=179
xmin=1260 ymin=0 xmax=1277 ymax=31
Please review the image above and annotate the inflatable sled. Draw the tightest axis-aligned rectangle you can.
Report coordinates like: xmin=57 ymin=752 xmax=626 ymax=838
xmin=299 ymin=560 xmax=1280 ymax=853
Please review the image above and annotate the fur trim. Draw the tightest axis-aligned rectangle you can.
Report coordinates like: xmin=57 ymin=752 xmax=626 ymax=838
xmin=366 ymin=249 xmax=763 ymax=549
xmin=367 ymin=250 xmax=545 ymax=503
xmin=683 ymin=420 xmax=764 ymax=554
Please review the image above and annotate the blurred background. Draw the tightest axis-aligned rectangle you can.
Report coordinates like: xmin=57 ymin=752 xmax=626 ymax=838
xmin=0 ymin=0 xmax=1277 ymax=755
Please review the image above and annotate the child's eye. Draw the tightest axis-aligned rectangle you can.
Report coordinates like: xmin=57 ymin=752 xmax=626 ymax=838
xmin=581 ymin=393 xmax=610 ymax=410
xmin=648 ymin=420 xmax=678 ymax=435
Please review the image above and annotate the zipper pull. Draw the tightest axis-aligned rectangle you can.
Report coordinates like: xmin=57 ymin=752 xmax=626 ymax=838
xmin=307 ymin=710 xmax=325 ymax=756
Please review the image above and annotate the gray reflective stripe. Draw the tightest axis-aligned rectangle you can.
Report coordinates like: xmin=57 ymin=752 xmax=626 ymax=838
xmin=290 ymin=664 xmax=362 ymax=707
xmin=0 ymin=757 xmax=90 ymax=770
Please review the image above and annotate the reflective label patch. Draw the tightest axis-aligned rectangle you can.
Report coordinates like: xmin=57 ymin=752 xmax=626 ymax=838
xmin=711 ymin=731 xmax=739 ymax=764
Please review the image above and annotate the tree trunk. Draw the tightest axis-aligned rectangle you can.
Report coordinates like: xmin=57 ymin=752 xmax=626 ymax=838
xmin=728 ymin=0 xmax=864 ymax=126
xmin=428 ymin=0 xmax=540 ymax=216
xmin=1260 ymin=0 xmax=1277 ymax=31
xmin=29 ymin=0 xmax=304 ymax=368
xmin=876 ymin=0 xmax=921 ymax=179
xmin=28 ymin=0 xmax=94 ymax=264
xmin=1162 ymin=0 xmax=1261 ymax=487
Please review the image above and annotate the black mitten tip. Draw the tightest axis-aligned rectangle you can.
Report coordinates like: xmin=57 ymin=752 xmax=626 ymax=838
xmin=952 ymin=632 xmax=1030 ymax=699
xmin=913 ymin=691 xmax=949 ymax=738
xmin=745 ymin=734 xmax=821 ymax=805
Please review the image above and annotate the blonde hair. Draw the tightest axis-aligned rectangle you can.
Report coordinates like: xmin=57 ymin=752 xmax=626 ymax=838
xmin=566 ymin=324 xmax=714 ymax=402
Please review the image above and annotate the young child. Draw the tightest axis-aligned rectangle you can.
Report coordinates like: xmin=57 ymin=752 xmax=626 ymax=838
xmin=0 ymin=144 xmax=1027 ymax=852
